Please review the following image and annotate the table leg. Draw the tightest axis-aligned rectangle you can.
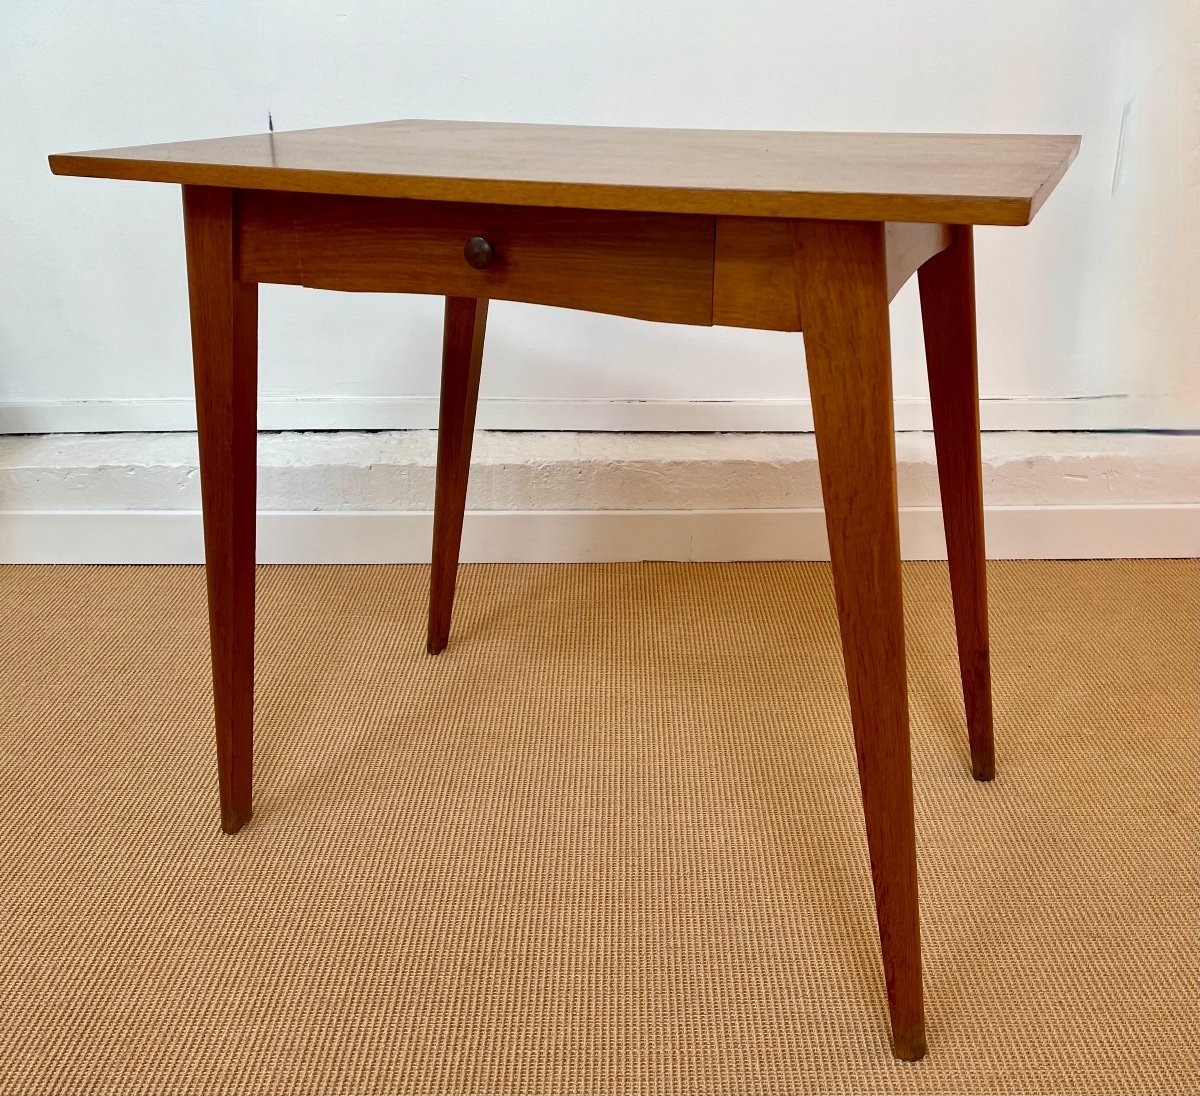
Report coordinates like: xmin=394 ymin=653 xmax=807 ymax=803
xmin=795 ymin=219 xmax=926 ymax=1061
xmin=428 ymin=297 xmax=488 ymax=654
xmin=183 ymin=185 xmax=258 ymax=834
xmin=918 ymin=226 xmax=995 ymax=781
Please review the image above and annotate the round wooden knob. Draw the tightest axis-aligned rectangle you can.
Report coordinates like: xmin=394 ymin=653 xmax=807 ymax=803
xmin=463 ymin=236 xmax=496 ymax=269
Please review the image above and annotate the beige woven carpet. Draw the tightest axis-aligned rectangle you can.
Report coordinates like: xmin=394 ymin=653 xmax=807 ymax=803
xmin=0 ymin=561 xmax=1196 ymax=1096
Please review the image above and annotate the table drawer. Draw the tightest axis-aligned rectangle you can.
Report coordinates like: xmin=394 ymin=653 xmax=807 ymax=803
xmin=238 ymin=190 xmax=715 ymax=326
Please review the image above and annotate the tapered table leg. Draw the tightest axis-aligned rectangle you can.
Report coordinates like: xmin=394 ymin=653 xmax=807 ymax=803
xmin=918 ymin=226 xmax=995 ymax=781
xmin=183 ymin=185 xmax=258 ymax=834
xmin=795 ymin=219 xmax=926 ymax=1061
xmin=427 ymin=297 xmax=488 ymax=654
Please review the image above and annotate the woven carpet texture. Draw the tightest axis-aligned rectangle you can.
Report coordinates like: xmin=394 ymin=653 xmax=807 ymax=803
xmin=1 ymin=560 xmax=1196 ymax=1095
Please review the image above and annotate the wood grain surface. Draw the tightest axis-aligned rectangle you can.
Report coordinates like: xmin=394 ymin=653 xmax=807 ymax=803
xmin=794 ymin=218 xmax=925 ymax=1061
xmin=713 ymin=217 xmax=951 ymax=330
xmin=182 ymin=185 xmax=258 ymax=835
xmin=427 ymin=297 xmax=488 ymax=656
xmin=918 ymin=225 xmax=996 ymax=781
xmin=885 ymin=222 xmax=952 ymax=300
xmin=50 ymin=120 xmax=1080 ymax=225
xmin=238 ymin=190 xmax=714 ymax=326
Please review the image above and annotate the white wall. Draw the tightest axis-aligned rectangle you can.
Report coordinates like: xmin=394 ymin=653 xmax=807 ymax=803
xmin=2 ymin=0 xmax=1197 ymax=432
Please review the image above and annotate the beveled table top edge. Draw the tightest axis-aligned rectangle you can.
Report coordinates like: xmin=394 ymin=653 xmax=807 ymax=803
xmin=48 ymin=120 xmax=1081 ymax=226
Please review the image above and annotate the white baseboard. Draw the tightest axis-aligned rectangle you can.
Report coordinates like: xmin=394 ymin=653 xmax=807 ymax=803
xmin=1 ymin=505 xmax=1195 ymax=564
xmin=0 ymin=393 xmax=1189 ymax=434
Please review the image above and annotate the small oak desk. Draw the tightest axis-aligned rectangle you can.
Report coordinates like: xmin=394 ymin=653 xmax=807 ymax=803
xmin=49 ymin=120 xmax=1079 ymax=1060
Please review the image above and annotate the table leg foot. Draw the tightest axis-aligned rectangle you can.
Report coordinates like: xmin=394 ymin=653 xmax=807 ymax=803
xmin=428 ymin=297 xmax=488 ymax=655
xmin=220 ymin=803 xmax=253 ymax=835
xmin=795 ymin=218 xmax=926 ymax=1059
xmin=891 ymin=1021 xmax=929 ymax=1062
xmin=918 ymin=226 xmax=995 ymax=782
xmin=184 ymin=185 xmax=258 ymax=833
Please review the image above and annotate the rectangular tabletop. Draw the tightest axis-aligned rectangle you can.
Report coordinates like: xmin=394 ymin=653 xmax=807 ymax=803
xmin=49 ymin=120 xmax=1079 ymax=226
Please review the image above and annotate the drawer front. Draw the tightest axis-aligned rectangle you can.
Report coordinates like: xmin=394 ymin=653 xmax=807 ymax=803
xmin=238 ymin=190 xmax=715 ymax=326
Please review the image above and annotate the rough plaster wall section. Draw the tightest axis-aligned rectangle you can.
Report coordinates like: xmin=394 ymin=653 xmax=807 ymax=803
xmin=0 ymin=432 xmax=1195 ymax=513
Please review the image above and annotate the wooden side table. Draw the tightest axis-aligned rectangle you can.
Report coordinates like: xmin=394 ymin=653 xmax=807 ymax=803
xmin=49 ymin=121 xmax=1079 ymax=1060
